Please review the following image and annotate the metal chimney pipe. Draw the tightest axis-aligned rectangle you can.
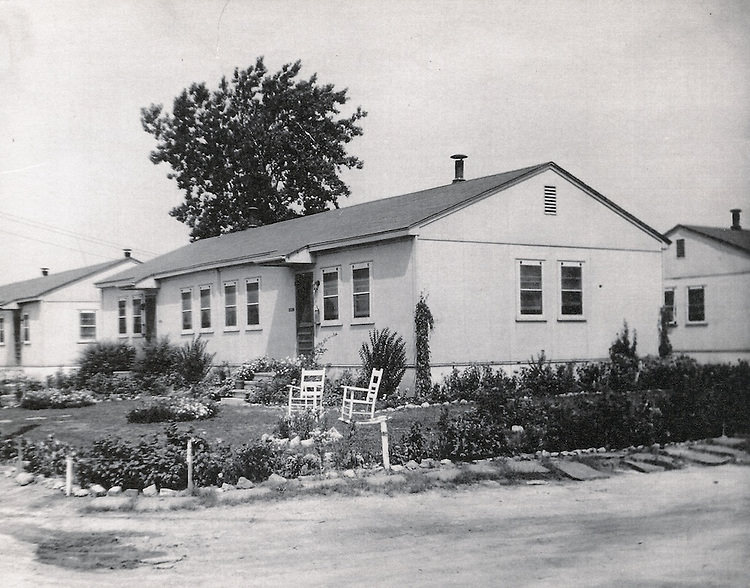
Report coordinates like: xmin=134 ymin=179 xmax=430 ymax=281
xmin=730 ymin=208 xmax=741 ymax=230
xmin=123 ymin=248 xmax=132 ymax=258
xmin=41 ymin=268 xmax=49 ymax=276
xmin=451 ymin=154 xmax=467 ymax=183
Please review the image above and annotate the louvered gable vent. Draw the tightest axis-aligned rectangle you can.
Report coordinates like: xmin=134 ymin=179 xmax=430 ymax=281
xmin=544 ymin=185 xmax=557 ymax=215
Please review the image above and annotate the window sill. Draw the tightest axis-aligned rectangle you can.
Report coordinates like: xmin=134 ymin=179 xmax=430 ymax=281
xmin=686 ymin=321 xmax=708 ymax=327
xmin=223 ymin=327 xmax=240 ymax=333
xmin=320 ymin=321 xmax=343 ymax=328
xmin=118 ymin=334 xmax=129 ymax=338
xmin=181 ymin=330 xmax=195 ymax=336
xmin=516 ymin=316 xmax=546 ymax=323
xmin=78 ymin=340 xmax=97 ymax=344
xmin=199 ymin=329 xmax=214 ymax=335
xmin=351 ymin=318 xmax=375 ymax=326
xmin=557 ymin=316 xmax=586 ymax=322
xmin=23 ymin=341 xmax=31 ymax=345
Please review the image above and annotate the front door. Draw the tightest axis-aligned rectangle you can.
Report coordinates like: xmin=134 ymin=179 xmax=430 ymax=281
xmin=295 ymin=272 xmax=315 ymax=357
xmin=144 ymin=295 xmax=157 ymax=342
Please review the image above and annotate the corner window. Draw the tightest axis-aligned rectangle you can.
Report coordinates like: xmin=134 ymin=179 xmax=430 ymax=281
xmin=224 ymin=282 xmax=237 ymax=328
xmin=22 ymin=313 xmax=30 ymax=343
xmin=132 ymin=296 xmax=143 ymax=335
xmin=676 ymin=239 xmax=685 ymax=258
xmin=322 ymin=267 xmax=340 ymax=321
xmin=687 ymin=286 xmax=705 ymax=323
xmin=246 ymin=278 xmax=260 ymax=326
xmin=352 ymin=262 xmax=371 ymax=319
xmin=559 ymin=262 xmax=584 ymax=317
xmin=79 ymin=311 xmax=96 ymax=341
xmin=663 ymin=289 xmax=676 ymax=325
xmin=199 ymin=286 xmax=212 ymax=330
xmin=181 ymin=289 xmax=193 ymax=331
xmin=518 ymin=260 xmax=544 ymax=317
xmin=118 ymin=299 xmax=127 ymax=335
xmin=0 ymin=317 xmax=4 ymax=345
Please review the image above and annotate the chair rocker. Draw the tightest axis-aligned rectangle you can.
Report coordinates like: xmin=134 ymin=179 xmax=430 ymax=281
xmin=340 ymin=368 xmax=384 ymax=423
xmin=287 ymin=369 xmax=326 ymax=416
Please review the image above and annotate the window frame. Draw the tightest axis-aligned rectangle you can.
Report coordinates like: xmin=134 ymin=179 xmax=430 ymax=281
xmin=199 ymin=285 xmax=213 ymax=331
xmin=0 ymin=316 xmax=5 ymax=345
xmin=22 ymin=313 xmax=30 ymax=343
xmin=223 ymin=281 xmax=238 ymax=330
xmin=676 ymin=239 xmax=685 ymax=258
xmin=686 ymin=285 xmax=706 ymax=325
xmin=181 ymin=288 xmax=193 ymax=333
xmin=321 ymin=266 xmax=341 ymax=325
xmin=118 ymin=298 xmax=127 ymax=336
xmin=351 ymin=261 xmax=373 ymax=323
xmin=132 ymin=296 xmax=143 ymax=336
xmin=516 ymin=259 xmax=545 ymax=321
xmin=558 ymin=261 xmax=585 ymax=321
xmin=245 ymin=277 xmax=261 ymax=330
xmin=663 ymin=288 xmax=677 ymax=326
xmin=79 ymin=310 xmax=97 ymax=342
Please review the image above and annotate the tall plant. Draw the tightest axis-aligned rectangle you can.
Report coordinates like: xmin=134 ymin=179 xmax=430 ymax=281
xmin=359 ymin=328 xmax=407 ymax=398
xmin=414 ymin=293 xmax=435 ymax=397
xmin=658 ymin=306 xmax=673 ymax=359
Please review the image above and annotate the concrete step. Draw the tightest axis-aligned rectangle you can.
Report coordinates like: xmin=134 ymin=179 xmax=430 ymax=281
xmin=622 ymin=459 xmax=665 ymax=474
xmin=662 ymin=447 xmax=732 ymax=466
xmin=709 ymin=436 xmax=748 ymax=449
xmin=627 ymin=453 xmax=681 ymax=469
xmin=689 ymin=443 xmax=750 ymax=464
xmin=548 ymin=459 xmax=609 ymax=481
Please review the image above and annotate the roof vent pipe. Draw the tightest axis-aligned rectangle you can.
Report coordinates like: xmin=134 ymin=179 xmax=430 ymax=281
xmin=41 ymin=267 xmax=49 ymax=277
xmin=123 ymin=249 xmax=132 ymax=258
xmin=730 ymin=208 xmax=741 ymax=230
xmin=451 ymin=154 xmax=467 ymax=183
xmin=247 ymin=206 xmax=260 ymax=228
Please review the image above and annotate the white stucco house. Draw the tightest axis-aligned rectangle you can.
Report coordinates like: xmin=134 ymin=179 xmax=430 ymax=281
xmin=0 ymin=254 xmax=140 ymax=379
xmin=96 ymin=161 xmax=668 ymax=387
xmin=663 ymin=209 xmax=750 ymax=363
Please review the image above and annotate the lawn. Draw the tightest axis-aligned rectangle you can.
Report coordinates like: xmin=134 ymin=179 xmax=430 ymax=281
xmin=0 ymin=398 xmax=466 ymax=452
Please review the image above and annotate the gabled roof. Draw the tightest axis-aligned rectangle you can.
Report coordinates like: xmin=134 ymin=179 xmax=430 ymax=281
xmin=98 ymin=161 xmax=668 ymax=288
xmin=0 ymin=258 xmax=137 ymax=307
xmin=664 ymin=224 xmax=750 ymax=256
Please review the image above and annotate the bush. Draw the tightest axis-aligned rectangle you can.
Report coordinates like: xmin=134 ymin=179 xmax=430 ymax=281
xmin=175 ymin=337 xmax=215 ymax=385
xmin=517 ymin=352 xmax=580 ymax=397
xmin=77 ymin=341 xmax=136 ymax=384
xmin=434 ymin=408 xmax=507 ymax=461
xmin=429 ymin=364 xmax=515 ymax=403
xmin=126 ymin=396 xmax=219 ymax=423
xmin=20 ymin=388 xmax=97 ymax=410
xmin=608 ymin=321 xmax=639 ymax=391
xmin=274 ymin=410 xmax=320 ymax=440
xmin=358 ymin=328 xmax=407 ymax=398
xmin=133 ymin=337 xmax=181 ymax=389
xmin=83 ymin=373 xmax=142 ymax=397
xmin=391 ymin=421 xmax=434 ymax=464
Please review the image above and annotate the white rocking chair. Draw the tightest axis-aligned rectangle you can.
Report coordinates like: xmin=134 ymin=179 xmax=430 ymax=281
xmin=340 ymin=368 xmax=383 ymax=423
xmin=287 ymin=369 xmax=326 ymax=416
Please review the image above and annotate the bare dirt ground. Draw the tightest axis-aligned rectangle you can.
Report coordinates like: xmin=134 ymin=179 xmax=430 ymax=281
xmin=1 ymin=465 xmax=748 ymax=587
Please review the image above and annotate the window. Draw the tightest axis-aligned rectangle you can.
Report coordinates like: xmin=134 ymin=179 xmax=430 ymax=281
xmin=22 ymin=313 xmax=30 ymax=343
xmin=132 ymin=296 xmax=143 ymax=335
xmin=246 ymin=279 xmax=260 ymax=326
xmin=118 ymin=299 xmax=127 ymax=335
xmin=322 ymin=267 xmax=340 ymax=321
xmin=0 ymin=317 xmax=4 ymax=345
xmin=687 ymin=286 xmax=705 ymax=323
xmin=663 ymin=289 xmax=676 ymax=325
xmin=79 ymin=311 xmax=96 ymax=341
xmin=181 ymin=289 xmax=193 ymax=331
xmin=544 ymin=186 xmax=557 ymax=215
xmin=518 ymin=260 xmax=543 ymax=316
xmin=676 ymin=239 xmax=685 ymax=258
xmin=224 ymin=282 xmax=237 ymax=328
xmin=352 ymin=263 xmax=371 ymax=319
xmin=559 ymin=262 xmax=583 ymax=317
xmin=200 ymin=286 xmax=212 ymax=329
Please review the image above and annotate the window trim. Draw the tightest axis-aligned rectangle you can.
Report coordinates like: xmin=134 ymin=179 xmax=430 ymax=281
xmin=22 ymin=313 xmax=30 ymax=344
xmin=181 ymin=288 xmax=194 ymax=333
xmin=199 ymin=285 xmax=213 ymax=332
xmin=223 ymin=281 xmax=238 ymax=331
xmin=686 ymin=285 xmax=707 ymax=325
xmin=558 ymin=261 xmax=585 ymax=321
xmin=516 ymin=259 xmax=546 ymax=321
xmin=79 ymin=310 xmax=97 ymax=342
xmin=118 ymin=298 xmax=127 ymax=336
xmin=663 ymin=288 xmax=677 ymax=326
xmin=245 ymin=277 xmax=261 ymax=330
xmin=321 ymin=266 xmax=341 ymax=325
xmin=351 ymin=261 xmax=373 ymax=324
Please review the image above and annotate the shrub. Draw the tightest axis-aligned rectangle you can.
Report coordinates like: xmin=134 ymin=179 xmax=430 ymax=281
xmin=391 ymin=421 xmax=435 ymax=464
xmin=20 ymin=388 xmax=97 ymax=410
xmin=414 ymin=294 xmax=435 ymax=397
xmin=430 ymin=364 xmax=515 ymax=403
xmin=358 ymin=328 xmax=407 ymax=397
xmin=608 ymin=321 xmax=639 ymax=391
xmin=517 ymin=352 xmax=580 ymax=397
xmin=658 ymin=306 xmax=673 ymax=358
xmin=175 ymin=337 xmax=215 ymax=385
xmin=434 ymin=408 xmax=507 ymax=461
xmin=83 ymin=373 xmax=142 ymax=397
xmin=133 ymin=337 xmax=181 ymax=388
xmin=126 ymin=396 xmax=219 ymax=423
xmin=274 ymin=410 xmax=320 ymax=440
xmin=77 ymin=341 xmax=136 ymax=384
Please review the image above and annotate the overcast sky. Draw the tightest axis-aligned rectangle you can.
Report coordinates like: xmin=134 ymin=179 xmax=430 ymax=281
xmin=1 ymin=0 xmax=749 ymax=283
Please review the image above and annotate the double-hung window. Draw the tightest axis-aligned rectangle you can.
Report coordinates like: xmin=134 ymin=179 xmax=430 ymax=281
xmin=200 ymin=286 xmax=212 ymax=330
xmin=559 ymin=261 xmax=584 ymax=318
xmin=352 ymin=262 xmax=371 ymax=320
xmin=132 ymin=296 xmax=143 ymax=335
xmin=518 ymin=260 xmax=544 ymax=318
xmin=322 ymin=267 xmax=340 ymax=322
xmin=22 ymin=313 xmax=30 ymax=343
xmin=687 ymin=286 xmax=705 ymax=323
xmin=118 ymin=299 xmax=127 ymax=335
xmin=224 ymin=282 xmax=237 ymax=328
xmin=181 ymin=289 xmax=193 ymax=331
xmin=79 ymin=311 xmax=96 ymax=341
xmin=246 ymin=278 xmax=260 ymax=327
xmin=663 ymin=289 xmax=676 ymax=325
xmin=0 ymin=317 xmax=5 ymax=345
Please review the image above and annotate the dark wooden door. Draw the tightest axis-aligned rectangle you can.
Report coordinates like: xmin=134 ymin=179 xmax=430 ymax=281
xmin=295 ymin=272 xmax=314 ymax=357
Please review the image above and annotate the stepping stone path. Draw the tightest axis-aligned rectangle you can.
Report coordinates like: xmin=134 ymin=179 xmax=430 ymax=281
xmin=549 ymin=459 xmax=609 ymax=481
xmin=503 ymin=460 xmax=550 ymax=475
xmin=622 ymin=459 xmax=664 ymax=473
xmin=627 ymin=453 xmax=680 ymax=469
xmin=710 ymin=436 xmax=747 ymax=448
xmin=662 ymin=447 xmax=732 ymax=466
xmin=689 ymin=443 xmax=750 ymax=464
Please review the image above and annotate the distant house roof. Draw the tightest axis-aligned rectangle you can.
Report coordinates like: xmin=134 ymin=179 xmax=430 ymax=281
xmin=98 ymin=161 xmax=668 ymax=288
xmin=0 ymin=258 xmax=137 ymax=307
xmin=665 ymin=225 xmax=750 ymax=256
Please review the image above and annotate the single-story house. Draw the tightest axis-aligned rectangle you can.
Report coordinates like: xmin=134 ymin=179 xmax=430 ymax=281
xmin=0 ymin=253 xmax=140 ymax=380
xmin=663 ymin=209 xmax=750 ymax=363
xmin=96 ymin=160 xmax=668 ymax=388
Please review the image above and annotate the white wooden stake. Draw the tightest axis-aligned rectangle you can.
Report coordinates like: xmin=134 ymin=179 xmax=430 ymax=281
xmin=380 ymin=420 xmax=390 ymax=471
xmin=187 ymin=438 xmax=194 ymax=494
xmin=65 ymin=457 xmax=73 ymax=497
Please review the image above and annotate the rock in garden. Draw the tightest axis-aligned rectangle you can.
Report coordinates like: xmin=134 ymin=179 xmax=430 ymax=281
xmin=404 ymin=460 xmax=419 ymax=470
xmin=343 ymin=469 xmax=356 ymax=478
xmin=159 ymin=488 xmax=178 ymax=497
xmin=236 ymin=476 xmax=254 ymax=489
xmin=267 ymin=473 xmax=287 ymax=484
xmin=440 ymin=458 xmax=454 ymax=466
xmin=89 ymin=484 xmax=107 ymax=497
xmin=51 ymin=479 xmax=65 ymax=490
xmin=261 ymin=433 xmax=270 ymax=442
xmin=73 ymin=488 xmax=90 ymax=497
xmin=390 ymin=465 xmax=405 ymax=472
xmin=459 ymin=399 xmax=469 ymax=405
xmin=142 ymin=484 xmax=158 ymax=497
xmin=107 ymin=486 xmax=123 ymax=496
xmin=419 ymin=458 xmax=437 ymax=469
xmin=15 ymin=472 xmax=35 ymax=486
xmin=289 ymin=436 xmax=301 ymax=448
xmin=421 ymin=402 xmax=430 ymax=408
xmin=327 ymin=427 xmax=344 ymax=441
xmin=123 ymin=488 xmax=139 ymax=497
xmin=300 ymin=438 xmax=315 ymax=448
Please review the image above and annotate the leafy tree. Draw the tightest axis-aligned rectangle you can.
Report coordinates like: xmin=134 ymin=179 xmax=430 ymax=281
xmin=141 ymin=57 xmax=367 ymax=240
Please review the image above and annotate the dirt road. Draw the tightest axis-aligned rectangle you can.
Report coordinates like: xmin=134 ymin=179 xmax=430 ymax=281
xmin=1 ymin=465 xmax=748 ymax=587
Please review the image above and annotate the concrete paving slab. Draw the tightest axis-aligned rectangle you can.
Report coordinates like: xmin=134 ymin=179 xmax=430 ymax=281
xmin=622 ymin=460 xmax=665 ymax=473
xmin=710 ymin=436 xmax=747 ymax=449
xmin=662 ymin=447 xmax=732 ymax=466
xmin=548 ymin=460 xmax=609 ymax=481
xmin=503 ymin=460 xmax=550 ymax=475
xmin=690 ymin=443 xmax=750 ymax=463
xmin=627 ymin=453 xmax=680 ymax=469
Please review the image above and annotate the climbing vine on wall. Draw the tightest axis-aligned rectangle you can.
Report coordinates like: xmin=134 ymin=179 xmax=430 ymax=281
xmin=414 ymin=293 xmax=435 ymax=397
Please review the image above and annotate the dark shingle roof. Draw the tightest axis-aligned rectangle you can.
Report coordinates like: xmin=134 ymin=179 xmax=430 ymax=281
xmin=98 ymin=162 xmax=667 ymax=287
xmin=0 ymin=259 xmax=135 ymax=306
xmin=665 ymin=225 xmax=750 ymax=255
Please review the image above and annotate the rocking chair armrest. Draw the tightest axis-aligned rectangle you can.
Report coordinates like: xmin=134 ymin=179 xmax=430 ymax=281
xmin=342 ymin=385 xmax=369 ymax=398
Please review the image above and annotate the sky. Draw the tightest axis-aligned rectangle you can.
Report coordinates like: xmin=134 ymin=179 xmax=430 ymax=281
xmin=1 ymin=0 xmax=749 ymax=283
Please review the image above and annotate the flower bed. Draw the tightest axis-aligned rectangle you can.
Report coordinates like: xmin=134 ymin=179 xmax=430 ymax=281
xmin=126 ymin=396 xmax=219 ymax=423
xmin=20 ymin=388 xmax=97 ymax=410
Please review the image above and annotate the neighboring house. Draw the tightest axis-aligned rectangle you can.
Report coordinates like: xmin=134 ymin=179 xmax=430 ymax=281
xmin=96 ymin=161 xmax=668 ymax=387
xmin=663 ymin=209 xmax=750 ymax=363
xmin=0 ymin=253 xmax=140 ymax=379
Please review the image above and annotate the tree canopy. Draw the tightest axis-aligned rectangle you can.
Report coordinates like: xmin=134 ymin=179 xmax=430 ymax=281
xmin=141 ymin=57 xmax=367 ymax=240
